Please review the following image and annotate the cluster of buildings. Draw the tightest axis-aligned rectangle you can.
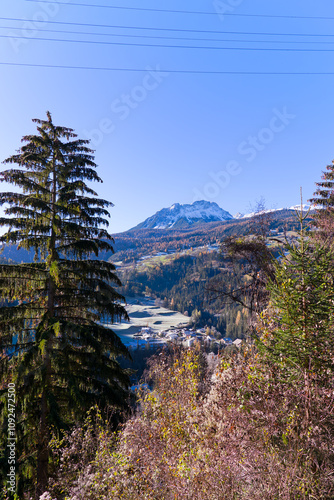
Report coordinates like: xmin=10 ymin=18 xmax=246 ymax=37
xmin=132 ymin=326 xmax=242 ymax=349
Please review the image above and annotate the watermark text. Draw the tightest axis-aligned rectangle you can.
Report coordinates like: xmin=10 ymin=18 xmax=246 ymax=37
xmin=7 ymin=383 xmax=16 ymax=494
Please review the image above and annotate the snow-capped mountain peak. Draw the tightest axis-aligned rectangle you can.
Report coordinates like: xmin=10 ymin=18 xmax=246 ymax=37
xmin=233 ymin=212 xmax=244 ymax=219
xmin=239 ymin=204 xmax=313 ymax=219
xmin=133 ymin=201 xmax=233 ymax=230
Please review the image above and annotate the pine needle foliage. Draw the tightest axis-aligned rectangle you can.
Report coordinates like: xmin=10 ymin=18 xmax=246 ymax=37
xmin=257 ymin=208 xmax=334 ymax=424
xmin=309 ymin=159 xmax=334 ymax=245
xmin=0 ymin=112 xmax=130 ymax=498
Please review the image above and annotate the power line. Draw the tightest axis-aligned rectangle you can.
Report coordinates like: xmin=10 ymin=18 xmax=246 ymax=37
xmin=23 ymin=0 xmax=334 ymax=20
xmin=4 ymin=33 xmax=334 ymax=51
xmin=3 ymin=25 xmax=334 ymax=45
xmin=3 ymin=16 xmax=334 ymax=38
xmin=1 ymin=61 xmax=334 ymax=74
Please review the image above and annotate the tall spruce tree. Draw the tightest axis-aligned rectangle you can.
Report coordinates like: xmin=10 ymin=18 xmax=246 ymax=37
xmin=309 ymin=159 xmax=334 ymax=244
xmin=257 ymin=209 xmax=334 ymax=425
xmin=0 ymin=112 xmax=130 ymax=498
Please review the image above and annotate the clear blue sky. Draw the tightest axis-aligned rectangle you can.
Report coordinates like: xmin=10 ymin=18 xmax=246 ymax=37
xmin=1 ymin=0 xmax=334 ymax=232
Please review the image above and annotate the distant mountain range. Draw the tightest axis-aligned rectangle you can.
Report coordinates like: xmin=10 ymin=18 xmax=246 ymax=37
xmin=132 ymin=201 xmax=233 ymax=230
xmin=0 ymin=201 xmax=315 ymax=264
xmin=234 ymin=204 xmax=312 ymax=220
xmin=133 ymin=201 xmax=313 ymax=230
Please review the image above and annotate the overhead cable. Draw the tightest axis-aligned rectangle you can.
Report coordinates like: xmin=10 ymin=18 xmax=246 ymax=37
xmin=2 ymin=61 xmax=334 ymax=74
xmin=3 ymin=33 xmax=334 ymax=51
xmin=23 ymin=1 xmax=334 ymax=20
xmin=2 ymin=16 xmax=334 ymax=37
xmin=2 ymin=25 xmax=334 ymax=44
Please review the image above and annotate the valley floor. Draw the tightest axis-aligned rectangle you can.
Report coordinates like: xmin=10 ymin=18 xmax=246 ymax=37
xmin=110 ymin=296 xmax=190 ymax=347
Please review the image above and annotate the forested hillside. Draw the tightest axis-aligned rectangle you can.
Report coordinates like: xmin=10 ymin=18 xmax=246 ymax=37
xmin=118 ymin=214 xmax=301 ymax=339
xmin=109 ymin=209 xmax=307 ymax=263
xmin=120 ymin=251 xmax=250 ymax=339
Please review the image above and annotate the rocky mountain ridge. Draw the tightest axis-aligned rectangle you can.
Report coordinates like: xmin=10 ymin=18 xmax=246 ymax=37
xmin=133 ymin=201 xmax=233 ymax=230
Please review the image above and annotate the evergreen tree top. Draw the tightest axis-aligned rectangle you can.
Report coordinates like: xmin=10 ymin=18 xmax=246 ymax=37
xmin=0 ymin=111 xmax=114 ymax=260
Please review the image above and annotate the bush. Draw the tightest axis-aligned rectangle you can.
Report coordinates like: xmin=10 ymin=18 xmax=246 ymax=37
xmin=48 ymin=345 xmax=334 ymax=499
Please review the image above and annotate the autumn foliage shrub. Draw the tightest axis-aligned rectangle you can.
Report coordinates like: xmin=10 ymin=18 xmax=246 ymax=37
xmin=46 ymin=342 xmax=333 ymax=500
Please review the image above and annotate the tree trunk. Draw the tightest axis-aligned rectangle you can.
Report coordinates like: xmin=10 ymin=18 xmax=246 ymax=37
xmin=36 ymin=150 xmax=57 ymax=498
xmin=36 ymin=384 xmax=49 ymax=499
xmin=36 ymin=284 xmax=54 ymax=498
